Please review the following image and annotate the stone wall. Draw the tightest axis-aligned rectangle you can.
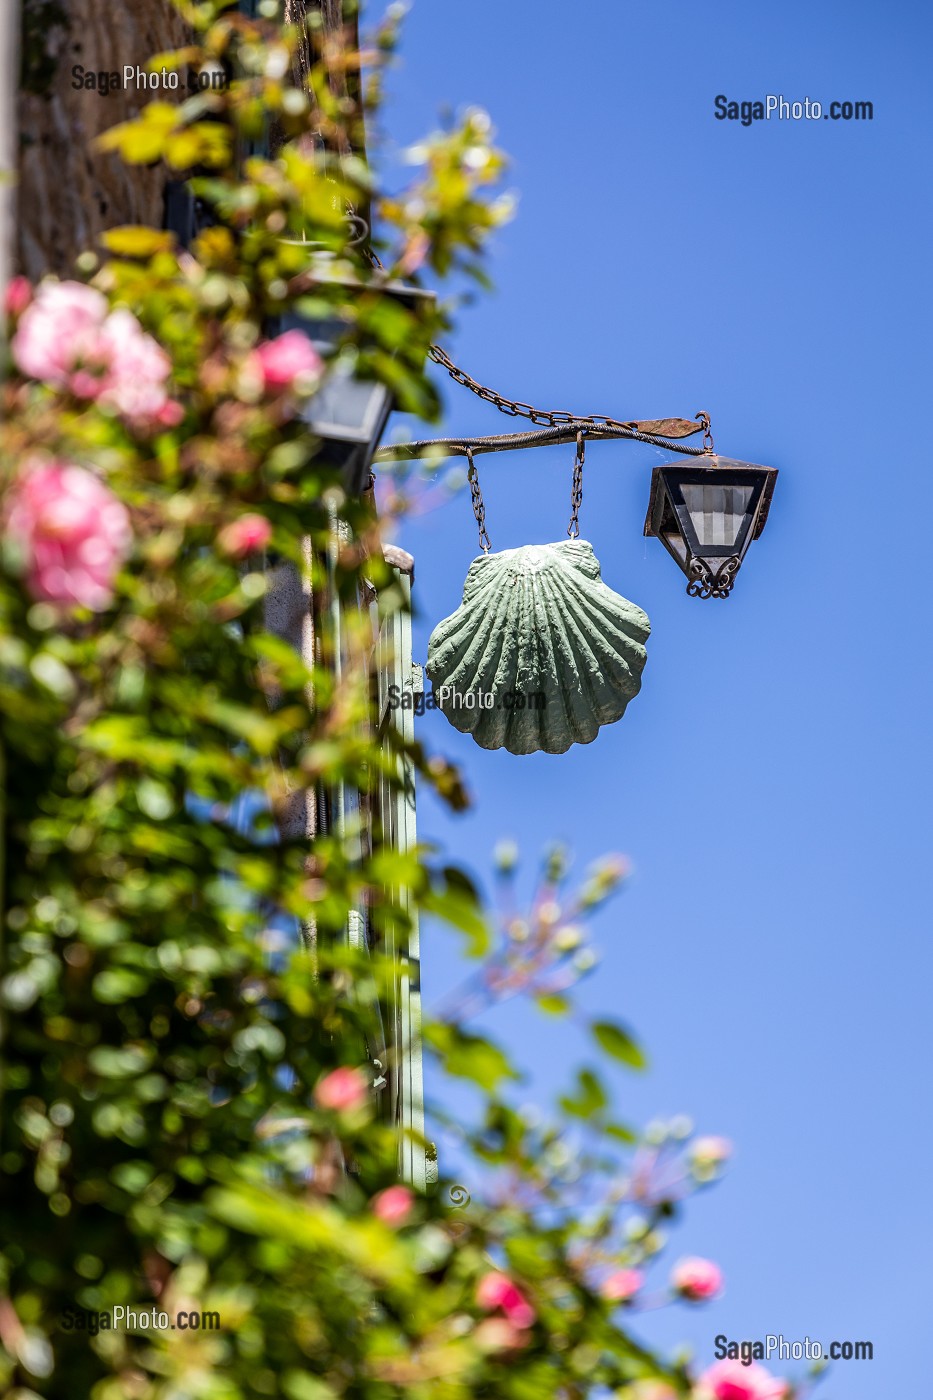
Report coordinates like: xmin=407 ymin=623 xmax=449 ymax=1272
xmin=15 ymin=0 xmax=352 ymax=279
xmin=16 ymin=0 xmax=190 ymax=279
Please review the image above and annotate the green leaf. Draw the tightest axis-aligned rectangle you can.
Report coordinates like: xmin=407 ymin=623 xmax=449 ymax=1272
xmin=206 ymin=1183 xmax=406 ymax=1281
xmin=592 ymin=1019 xmax=647 ymax=1070
xmin=559 ymin=1066 xmax=608 ymax=1119
xmin=535 ymin=992 xmax=570 ymax=1016
xmin=423 ymin=1022 xmax=518 ymax=1091
xmin=96 ymin=104 xmax=179 ymax=163
xmin=100 ymin=226 xmax=176 ymax=257
xmin=421 ymin=886 xmax=490 ymax=958
xmin=283 ymin=1374 xmax=339 ymax=1400
xmin=88 ymin=1045 xmax=155 ymax=1078
xmin=605 ymin=1120 xmax=639 ymax=1145
xmin=92 ymin=969 xmax=150 ymax=1003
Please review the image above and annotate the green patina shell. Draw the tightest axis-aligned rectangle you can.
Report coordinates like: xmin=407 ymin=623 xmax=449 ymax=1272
xmin=426 ymin=539 xmax=650 ymax=755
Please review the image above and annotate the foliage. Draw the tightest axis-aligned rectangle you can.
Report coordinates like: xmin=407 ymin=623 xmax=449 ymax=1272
xmin=0 ymin=5 xmax=793 ymax=1399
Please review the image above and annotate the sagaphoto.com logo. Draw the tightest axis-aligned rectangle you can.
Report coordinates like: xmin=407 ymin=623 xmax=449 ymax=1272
xmin=70 ymin=61 xmax=229 ymax=98
xmin=714 ymin=94 xmax=874 ymax=127
xmin=386 ymin=684 xmax=546 ymax=718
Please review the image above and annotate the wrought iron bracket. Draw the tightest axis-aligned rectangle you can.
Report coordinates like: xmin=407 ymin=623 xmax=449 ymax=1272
xmin=374 ymin=420 xmax=711 ymax=465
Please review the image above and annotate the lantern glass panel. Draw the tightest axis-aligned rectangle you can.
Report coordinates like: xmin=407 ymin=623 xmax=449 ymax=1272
xmin=661 ymin=529 xmax=688 ymax=567
xmin=679 ymin=481 xmax=755 ymax=552
xmin=304 ymin=362 xmax=392 ymax=444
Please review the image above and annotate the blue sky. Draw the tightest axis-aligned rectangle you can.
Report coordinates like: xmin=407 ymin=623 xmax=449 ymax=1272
xmin=373 ymin=2 xmax=932 ymax=1394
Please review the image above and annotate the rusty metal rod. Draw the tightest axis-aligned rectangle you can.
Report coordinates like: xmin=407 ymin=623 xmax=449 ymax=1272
xmin=374 ymin=421 xmax=711 ymax=463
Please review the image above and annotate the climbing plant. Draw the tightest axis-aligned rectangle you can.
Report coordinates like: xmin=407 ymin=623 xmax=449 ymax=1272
xmin=0 ymin=5 xmax=792 ymax=1400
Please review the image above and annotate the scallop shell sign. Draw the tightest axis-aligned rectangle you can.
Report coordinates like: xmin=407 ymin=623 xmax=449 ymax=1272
xmin=426 ymin=540 xmax=650 ymax=755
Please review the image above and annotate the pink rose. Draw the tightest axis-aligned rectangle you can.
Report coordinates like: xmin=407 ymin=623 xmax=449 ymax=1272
xmin=12 ymin=280 xmax=110 ymax=387
xmin=95 ymin=308 xmax=172 ymax=420
xmin=698 ymin=1359 xmax=788 ymax=1400
xmin=476 ymin=1272 xmax=536 ymax=1329
xmin=4 ymin=461 xmax=131 ymax=610
xmin=372 ymin=1185 xmax=414 ymax=1226
xmin=155 ymin=400 xmax=185 ymax=428
xmin=10 ymin=280 xmax=171 ymax=423
xmin=251 ymin=330 xmax=323 ymax=394
xmin=218 ymin=514 xmax=273 ymax=559
xmin=313 ymin=1067 xmax=369 ymax=1113
xmin=671 ymin=1256 xmax=723 ymax=1301
xmin=4 ymin=276 xmax=32 ymax=318
xmin=601 ymin=1268 xmax=644 ymax=1303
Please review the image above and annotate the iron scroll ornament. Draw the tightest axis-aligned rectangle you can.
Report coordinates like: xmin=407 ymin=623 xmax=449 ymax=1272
xmin=686 ymin=556 xmax=742 ymax=599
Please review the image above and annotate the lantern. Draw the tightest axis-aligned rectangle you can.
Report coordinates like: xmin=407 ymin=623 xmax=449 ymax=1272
xmin=643 ymin=455 xmax=778 ymax=598
xmin=277 ymin=258 xmax=434 ymax=497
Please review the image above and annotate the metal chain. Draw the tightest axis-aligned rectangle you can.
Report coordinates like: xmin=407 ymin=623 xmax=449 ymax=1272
xmin=429 ymin=343 xmax=695 ymax=439
xmin=356 ymin=238 xmax=711 ymax=444
xmin=568 ymin=432 xmax=584 ymax=538
xmin=466 ymin=447 xmax=492 ymax=553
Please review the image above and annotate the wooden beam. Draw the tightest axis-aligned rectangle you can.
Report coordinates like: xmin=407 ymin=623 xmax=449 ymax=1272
xmin=0 ymin=0 xmax=18 ymax=310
